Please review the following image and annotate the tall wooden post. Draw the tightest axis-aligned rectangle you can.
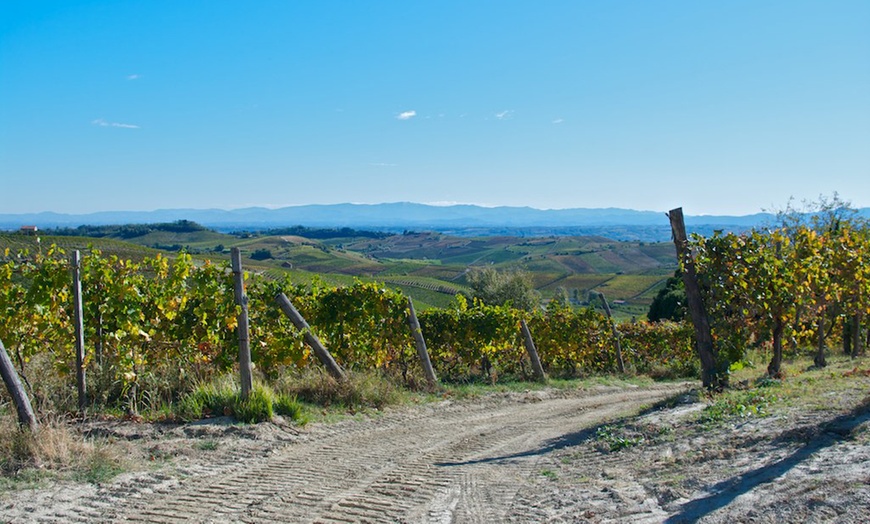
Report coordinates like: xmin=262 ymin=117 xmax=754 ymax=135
xmin=668 ymin=208 xmax=720 ymax=389
xmin=0 ymin=339 xmax=38 ymax=431
xmin=274 ymin=293 xmax=346 ymax=381
xmin=520 ymin=319 xmax=547 ymax=383
xmin=231 ymin=248 xmax=253 ymax=399
xmin=597 ymin=292 xmax=625 ymax=374
xmin=71 ymin=251 xmax=87 ymax=411
xmin=406 ymin=297 xmax=438 ymax=387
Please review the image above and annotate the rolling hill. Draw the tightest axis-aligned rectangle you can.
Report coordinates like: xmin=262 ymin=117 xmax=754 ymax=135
xmin=1 ymin=223 xmax=678 ymax=317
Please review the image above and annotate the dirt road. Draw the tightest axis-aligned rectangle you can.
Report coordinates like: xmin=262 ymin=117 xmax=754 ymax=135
xmin=8 ymin=383 xmax=687 ymax=523
xmin=6 ymin=376 xmax=868 ymax=523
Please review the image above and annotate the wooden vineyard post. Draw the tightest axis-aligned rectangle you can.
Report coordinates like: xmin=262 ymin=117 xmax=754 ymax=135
xmin=274 ymin=293 xmax=346 ymax=381
xmin=0 ymin=338 xmax=38 ymax=431
xmin=520 ymin=319 xmax=547 ymax=383
xmin=71 ymin=250 xmax=87 ymax=411
xmin=597 ymin=292 xmax=625 ymax=374
xmin=231 ymin=248 xmax=253 ymax=399
xmin=406 ymin=297 xmax=438 ymax=387
xmin=668 ymin=207 xmax=720 ymax=389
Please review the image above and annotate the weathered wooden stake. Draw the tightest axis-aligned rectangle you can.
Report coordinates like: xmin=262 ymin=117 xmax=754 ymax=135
xmin=0 ymin=338 xmax=38 ymax=431
xmin=274 ymin=293 xmax=346 ymax=381
xmin=597 ymin=292 xmax=625 ymax=374
xmin=520 ymin=319 xmax=547 ymax=383
xmin=231 ymin=248 xmax=253 ymax=399
xmin=668 ymin=207 xmax=720 ymax=389
xmin=71 ymin=250 xmax=87 ymax=411
xmin=406 ymin=297 xmax=438 ymax=387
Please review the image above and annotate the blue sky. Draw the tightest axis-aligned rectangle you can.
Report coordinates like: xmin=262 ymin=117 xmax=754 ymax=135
xmin=1 ymin=1 xmax=868 ymax=216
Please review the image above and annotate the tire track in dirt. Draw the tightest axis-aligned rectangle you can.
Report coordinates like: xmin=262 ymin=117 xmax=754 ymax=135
xmin=56 ymin=383 xmax=690 ymax=523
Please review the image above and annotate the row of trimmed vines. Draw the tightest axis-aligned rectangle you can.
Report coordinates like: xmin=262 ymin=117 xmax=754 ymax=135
xmin=1 ymin=246 xmax=695 ymax=412
xmin=689 ymin=219 xmax=870 ymax=377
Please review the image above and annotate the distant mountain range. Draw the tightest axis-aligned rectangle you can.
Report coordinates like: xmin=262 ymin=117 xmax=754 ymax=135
xmin=2 ymin=203 xmax=867 ymax=242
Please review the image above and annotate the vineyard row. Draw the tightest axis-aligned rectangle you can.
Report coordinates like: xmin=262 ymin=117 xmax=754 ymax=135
xmin=1 ymin=246 xmax=695 ymax=412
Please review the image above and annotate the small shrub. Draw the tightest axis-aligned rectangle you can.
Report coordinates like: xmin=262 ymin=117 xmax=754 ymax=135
xmin=594 ymin=424 xmax=645 ymax=452
xmin=697 ymin=389 xmax=776 ymax=426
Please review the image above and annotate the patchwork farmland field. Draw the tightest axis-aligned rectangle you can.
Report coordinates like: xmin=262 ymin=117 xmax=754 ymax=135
xmin=1 ymin=224 xmax=678 ymax=317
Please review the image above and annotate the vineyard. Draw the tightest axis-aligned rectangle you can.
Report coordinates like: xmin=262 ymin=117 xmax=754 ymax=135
xmin=0 ymin=245 xmax=694 ymax=415
xmin=689 ymin=213 xmax=870 ymax=383
xmin=2 ymin=203 xmax=869 ymax=418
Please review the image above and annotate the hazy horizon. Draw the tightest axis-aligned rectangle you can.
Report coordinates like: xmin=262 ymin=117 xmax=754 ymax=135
xmin=1 ymin=200 xmax=784 ymax=218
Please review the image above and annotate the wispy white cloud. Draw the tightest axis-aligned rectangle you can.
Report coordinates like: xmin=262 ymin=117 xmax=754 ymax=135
xmin=370 ymin=162 xmax=397 ymax=167
xmin=397 ymin=110 xmax=417 ymax=120
xmin=126 ymin=74 xmax=140 ymax=80
xmin=552 ymin=118 xmax=564 ymax=124
xmin=92 ymin=118 xmax=140 ymax=129
xmin=495 ymin=110 xmax=514 ymax=120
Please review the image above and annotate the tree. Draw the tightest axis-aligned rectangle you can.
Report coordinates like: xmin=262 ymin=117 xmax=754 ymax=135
xmin=773 ymin=192 xmax=861 ymax=236
xmin=550 ymin=286 xmax=571 ymax=308
xmin=465 ymin=267 xmax=540 ymax=312
xmin=647 ymin=271 xmax=686 ymax=322
xmin=250 ymin=248 xmax=273 ymax=261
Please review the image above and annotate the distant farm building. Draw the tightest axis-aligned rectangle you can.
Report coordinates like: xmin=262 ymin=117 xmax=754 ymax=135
xmin=19 ymin=225 xmax=39 ymax=235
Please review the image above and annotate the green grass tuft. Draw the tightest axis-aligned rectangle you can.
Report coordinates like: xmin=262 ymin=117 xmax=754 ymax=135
xmin=232 ymin=387 xmax=274 ymax=423
xmin=176 ymin=376 xmax=308 ymax=424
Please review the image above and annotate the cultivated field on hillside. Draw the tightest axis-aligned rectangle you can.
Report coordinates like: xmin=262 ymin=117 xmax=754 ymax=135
xmin=1 ymin=225 xmax=677 ymax=314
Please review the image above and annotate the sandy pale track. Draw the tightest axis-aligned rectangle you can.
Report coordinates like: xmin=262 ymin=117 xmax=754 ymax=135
xmin=48 ymin=383 xmax=686 ymax=523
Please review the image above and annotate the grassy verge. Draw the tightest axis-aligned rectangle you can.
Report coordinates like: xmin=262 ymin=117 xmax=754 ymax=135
xmin=699 ymin=353 xmax=870 ymax=425
xmin=0 ymin=416 xmax=124 ymax=491
xmin=588 ymin=353 xmax=870 ymax=454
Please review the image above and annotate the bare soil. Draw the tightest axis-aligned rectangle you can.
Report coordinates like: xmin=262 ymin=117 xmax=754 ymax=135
xmin=1 ymin=378 xmax=868 ymax=523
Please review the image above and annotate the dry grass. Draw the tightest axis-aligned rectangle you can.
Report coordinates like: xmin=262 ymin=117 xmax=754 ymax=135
xmin=0 ymin=415 xmax=124 ymax=487
xmin=276 ymin=368 xmax=403 ymax=413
